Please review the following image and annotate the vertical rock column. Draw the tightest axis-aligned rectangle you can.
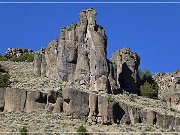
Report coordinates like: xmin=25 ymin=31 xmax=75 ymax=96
xmin=111 ymin=48 xmax=140 ymax=95
xmin=57 ymin=25 xmax=78 ymax=82
xmin=33 ymin=52 xmax=42 ymax=76
xmin=44 ymin=40 xmax=58 ymax=79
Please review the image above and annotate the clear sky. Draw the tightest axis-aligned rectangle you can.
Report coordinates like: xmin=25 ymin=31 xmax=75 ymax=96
xmin=0 ymin=1 xmax=180 ymax=73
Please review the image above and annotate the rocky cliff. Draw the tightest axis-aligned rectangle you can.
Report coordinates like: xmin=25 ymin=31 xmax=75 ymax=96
xmin=33 ymin=8 xmax=140 ymax=96
xmin=153 ymin=70 xmax=180 ymax=112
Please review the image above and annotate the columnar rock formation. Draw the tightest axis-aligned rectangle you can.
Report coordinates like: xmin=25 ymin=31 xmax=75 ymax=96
xmin=33 ymin=8 xmax=140 ymax=95
xmin=110 ymin=48 xmax=140 ymax=94
xmin=1 ymin=88 xmax=62 ymax=113
xmin=1 ymin=87 xmax=180 ymax=131
xmin=33 ymin=8 xmax=141 ymax=125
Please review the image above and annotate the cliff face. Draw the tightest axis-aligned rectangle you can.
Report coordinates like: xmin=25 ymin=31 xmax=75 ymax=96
xmin=33 ymin=8 xmax=140 ymax=95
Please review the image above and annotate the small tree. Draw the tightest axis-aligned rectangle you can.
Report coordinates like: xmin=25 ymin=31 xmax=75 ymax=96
xmin=76 ymin=124 xmax=89 ymax=135
xmin=138 ymin=69 xmax=158 ymax=99
xmin=0 ymin=73 xmax=10 ymax=88
xmin=0 ymin=54 xmax=7 ymax=61
xmin=140 ymin=81 xmax=158 ymax=98
xmin=19 ymin=127 xmax=28 ymax=135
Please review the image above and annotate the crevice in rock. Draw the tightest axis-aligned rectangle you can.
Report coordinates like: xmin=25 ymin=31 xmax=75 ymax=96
xmin=64 ymin=99 xmax=70 ymax=104
xmin=153 ymin=113 xmax=157 ymax=125
xmin=113 ymin=103 xmax=125 ymax=124
xmin=0 ymin=107 xmax=4 ymax=112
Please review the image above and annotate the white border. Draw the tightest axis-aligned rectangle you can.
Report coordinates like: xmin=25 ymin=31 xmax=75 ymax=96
xmin=0 ymin=0 xmax=179 ymax=134
xmin=0 ymin=1 xmax=180 ymax=4
xmin=0 ymin=132 xmax=180 ymax=133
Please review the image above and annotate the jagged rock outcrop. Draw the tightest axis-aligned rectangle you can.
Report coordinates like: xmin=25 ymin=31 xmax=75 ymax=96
xmin=33 ymin=9 xmax=140 ymax=96
xmin=34 ymin=9 xmax=111 ymax=94
xmin=153 ymin=70 xmax=180 ymax=99
xmin=153 ymin=70 xmax=180 ymax=111
xmin=5 ymin=48 xmax=33 ymax=59
xmin=33 ymin=8 xmax=142 ymax=127
xmin=110 ymin=48 xmax=140 ymax=94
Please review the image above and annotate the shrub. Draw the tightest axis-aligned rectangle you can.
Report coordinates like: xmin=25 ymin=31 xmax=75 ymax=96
xmin=138 ymin=69 xmax=158 ymax=99
xmin=0 ymin=54 xmax=7 ymax=61
xmin=76 ymin=124 xmax=89 ymax=135
xmin=129 ymin=93 xmax=137 ymax=101
xmin=0 ymin=72 xmax=10 ymax=88
xmin=140 ymin=81 xmax=158 ymax=99
xmin=19 ymin=127 xmax=28 ymax=135
xmin=10 ymin=53 xmax=34 ymax=62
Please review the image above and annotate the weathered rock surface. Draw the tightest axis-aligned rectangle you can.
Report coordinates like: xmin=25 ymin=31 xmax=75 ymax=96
xmin=53 ymin=97 xmax=63 ymax=113
xmin=110 ymin=48 xmax=140 ymax=94
xmin=25 ymin=91 xmax=47 ymax=112
xmin=33 ymin=8 xmax=116 ymax=95
xmin=153 ymin=70 xmax=180 ymax=99
xmin=167 ymin=92 xmax=180 ymax=112
xmin=4 ymin=88 xmax=26 ymax=112
xmin=62 ymin=88 xmax=89 ymax=119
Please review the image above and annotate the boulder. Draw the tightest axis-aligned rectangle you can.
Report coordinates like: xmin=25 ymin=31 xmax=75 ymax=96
xmin=4 ymin=88 xmax=26 ymax=112
xmin=62 ymin=88 xmax=89 ymax=119
xmin=25 ymin=91 xmax=47 ymax=112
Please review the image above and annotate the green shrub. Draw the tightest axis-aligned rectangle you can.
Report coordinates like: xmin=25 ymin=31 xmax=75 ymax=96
xmin=138 ymin=69 xmax=158 ymax=99
xmin=129 ymin=93 xmax=137 ymax=101
xmin=76 ymin=124 xmax=89 ymax=135
xmin=0 ymin=72 xmax=10 ymax=88
xmin=19 ymin=127 xmax=28 ymax=135
xmin=0 ymin=54 xmax=7 ymax=61
xmin=10 ymin=53 xmax=34 ymax=62
xmin=140 ymin=81 xmax=158 ymax=99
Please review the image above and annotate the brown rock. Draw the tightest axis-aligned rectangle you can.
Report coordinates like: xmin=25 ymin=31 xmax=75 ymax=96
xmin=146 ymin=110 xmax=156 ymax=125
xmin=25 ymin=91 xmax=47 ymax=112
xmin=33 ymin=52 xmax=42 ymax=76
xmin=167 ymin=92 xmax=180 ymax=112
xmin=97 ymin=95 xmax=113 ymax=124
xmin=45 ymin=40 xmax=58 ymax=79
xmin=53 ymin=97 xmax=63 ymax=113
xmin=111 ymin=48 xmax=140 ymax=95
xmin=4 ymin=88 xmax=26 ymax=112
xmin=62 ymin=88 xmax=89 ymax=119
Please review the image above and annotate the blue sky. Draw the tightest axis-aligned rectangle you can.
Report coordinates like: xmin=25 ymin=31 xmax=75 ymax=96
xmin=0 ymin=2 xmax=180 ymax=73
